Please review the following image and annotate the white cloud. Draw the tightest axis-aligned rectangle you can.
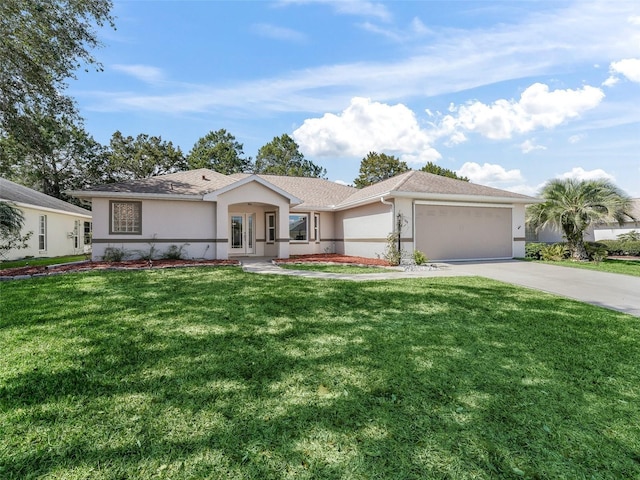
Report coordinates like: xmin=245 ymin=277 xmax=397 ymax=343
xmin=520 ymin=139 xmax=547 ymax=153
xmin=293 ymin=97 xmax=441 ymax=162
xmin=252 ymin=23 xmax=307 ymax=42
xmin=439 ymin=83 xmax=605 ymax=141
xmin=111 ymin=64 xmax=165 ymax=84
xmin=278 ymin=0 xmax=391 ymax=21
xmin=568 ymin=133 xmax=587 ymax=144
xmin=557 ymin=167 xmax=616 ymax=182
xmin=457 ymin=162 xmax=524 ymax=186
xmin=608 ymin=58 xmax=640 ymax=83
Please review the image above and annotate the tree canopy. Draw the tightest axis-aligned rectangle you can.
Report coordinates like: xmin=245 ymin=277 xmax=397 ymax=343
xmin=353 ymin=152 xmax=410 ymax=188
xmin=105 ymin=131 xmax=186 ymax=182
xmin=526 ymin=178 xmax=635 ymax=260
xmin=254 ymin=134 xmax=326 ymax=178
xmin=0 ymin=0 xmax=114 ymax=147
xmin=0 ymin=201 xmax=31 ymax=257
xmin=187 ymin=129 xmax=252 ymax=174
xmin=420 ymin=162 xmax=469 ymax=182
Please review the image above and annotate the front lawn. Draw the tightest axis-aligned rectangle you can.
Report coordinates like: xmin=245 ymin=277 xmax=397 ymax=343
xmin=531 ymin=258 xmax=640 ymax=277
xmin=278 ymin=263 xmax=392 ymax=274
xmin=0 ymin=255 xmax=87 ymax=270
xmin=1 ymin=268 xmax=639 ymax=479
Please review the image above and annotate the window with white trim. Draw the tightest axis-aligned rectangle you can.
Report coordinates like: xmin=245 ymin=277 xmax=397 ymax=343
xmin=289 ymin=214 xmax=308 ymax=242
xmin=110 ymin=201 xmax=142 ymax=234
xmin=314 ymin=213 xmax=320 ymax=242
xmin=38 ymin=215 xmax=47 ymax=251
xmin=266 ymin=213 xmax=276 ymax=243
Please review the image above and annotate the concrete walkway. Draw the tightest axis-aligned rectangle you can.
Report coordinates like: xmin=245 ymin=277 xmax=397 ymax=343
xmin=241 ymin=258 xmax=640 ymax=317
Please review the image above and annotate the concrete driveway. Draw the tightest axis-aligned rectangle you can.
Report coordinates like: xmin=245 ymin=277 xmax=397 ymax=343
xmin=450 ymin=260 xmax=640 ymax=317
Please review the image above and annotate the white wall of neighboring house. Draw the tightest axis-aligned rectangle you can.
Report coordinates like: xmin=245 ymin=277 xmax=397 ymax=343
xmin=3 ymin=204 xmax=91 ymax=261
xmin=594 ymin=226 xmax=640 ymax=241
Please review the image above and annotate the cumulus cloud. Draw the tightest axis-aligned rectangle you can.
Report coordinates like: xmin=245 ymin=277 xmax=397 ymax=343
xmin=605 ymin=58 xmax=640 ymax=85
xmin=520 ymin=139 xmax=547 ymax=153
xmin=438 ymin=83 xmax=605 ymax=141
xmin=557 ymin=167 xmax=616 ymax=182
xmin=111 ymin=64 xmax=165 ymax=84
xmin=293 ymin=97 xmax=441 ymax=163
xmin=456 ymin=162 xmax=524 ymax=186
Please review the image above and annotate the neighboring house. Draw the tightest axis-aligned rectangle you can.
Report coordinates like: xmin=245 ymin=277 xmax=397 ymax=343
xmin=0 ymin=177 xmax=92 ymax=261
xmin=69 ymin=169 xmax=538 ymax=262
xmin=526 ymin=198 xmax=640 ymax=243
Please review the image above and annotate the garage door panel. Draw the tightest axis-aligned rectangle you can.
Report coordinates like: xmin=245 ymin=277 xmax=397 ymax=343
xmin=416 ymin=205 xmax=512 ymax=261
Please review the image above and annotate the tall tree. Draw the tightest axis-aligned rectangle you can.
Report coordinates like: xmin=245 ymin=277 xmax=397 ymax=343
xmin=421 ymin=162 xmax=469 ymax=182
xmin=255 ymin=134 xmax=326 ymax=178
xmin=105 ymin=131 xmax=187 ymax=181
xmin=526 ymin=178 xmax=635 ymax=260
xmin=187 ymin=129 xmax=252 ymax=174
xmin=0 ymin=0 xmax=114 ymax=147
xmin=0 ymin=113 xmax=106 ymax=202
xmin=353 ymin=152 xmax=410 ymax=188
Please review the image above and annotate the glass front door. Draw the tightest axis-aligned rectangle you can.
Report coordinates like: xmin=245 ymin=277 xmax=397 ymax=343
xmin=229 ymin=213 xmax=255 ymax=255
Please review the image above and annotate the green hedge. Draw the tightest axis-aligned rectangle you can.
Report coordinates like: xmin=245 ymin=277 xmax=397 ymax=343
xmin=598 ymin=239 xmax=640 ymax=256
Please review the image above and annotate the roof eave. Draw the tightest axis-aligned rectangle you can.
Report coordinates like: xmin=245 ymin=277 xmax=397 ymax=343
xmin=9 ymin=201 xmax=92 ymax=218
xmin=391 ymin=191 xmax=542 ymax=204
xmin=66 ymin=191 xmax=205 ymax=201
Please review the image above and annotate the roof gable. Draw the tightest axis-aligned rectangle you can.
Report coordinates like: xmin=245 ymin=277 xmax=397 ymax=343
xmin=0 ymin=177 xmax=91 ymax=216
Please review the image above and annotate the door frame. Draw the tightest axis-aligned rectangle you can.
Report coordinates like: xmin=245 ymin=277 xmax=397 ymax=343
xmin=229 ymin=213 xmax=256 ymax=255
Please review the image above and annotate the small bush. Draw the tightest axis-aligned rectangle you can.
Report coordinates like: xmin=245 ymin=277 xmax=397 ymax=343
xmin=599 ymin=239 xmax=640 ymax=256
xmin=617 ymin=230 xmax=640 ymax=242
xmin=162 ymin=244 xmax=185 ymax=260
xmin=382 ymin=232 xmax=402 ymax=266
xmin=525 ymin=242 xmax=546 ymax=260
xmin=585 ymin=242 xmax=608 ymax=263
xmin=102 ymin=247 xmax=129 ymax=262
xmin=413 ymin=250 xmax=427 ymax=265
xmin=540 ymin=243 xmax=568 ymax=261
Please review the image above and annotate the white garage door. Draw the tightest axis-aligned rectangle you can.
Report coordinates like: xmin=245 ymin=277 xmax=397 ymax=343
xmin=415 ymin=204 xmax=512 ymax=261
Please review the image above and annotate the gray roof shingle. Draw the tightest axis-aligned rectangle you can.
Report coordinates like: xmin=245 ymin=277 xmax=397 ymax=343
xmin=1 ymin=177 xmax=91 ymax=216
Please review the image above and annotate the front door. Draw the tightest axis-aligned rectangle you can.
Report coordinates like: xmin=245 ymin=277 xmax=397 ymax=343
xmin=230 ymin=213 xmax=255 ymax=255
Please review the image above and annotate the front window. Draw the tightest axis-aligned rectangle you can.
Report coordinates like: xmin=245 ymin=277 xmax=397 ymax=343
xmin=314 ymin=213 xmax=320 ymax=242
xmin=289 ymin=214 xmax=308 ymax=242
xmin=38 ymin=215 xmax=47 ymax=251
xmin=84 ymin=221 xmax=92 ymax=245
xmin=110 ymin=201 xmax=141 ymax=234
xmin=266 ymin=213 xmax=276 ymax=243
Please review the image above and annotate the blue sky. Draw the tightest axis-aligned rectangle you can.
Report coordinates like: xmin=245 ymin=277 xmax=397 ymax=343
xmin=72 ymin=0 xmax=640 ymax=197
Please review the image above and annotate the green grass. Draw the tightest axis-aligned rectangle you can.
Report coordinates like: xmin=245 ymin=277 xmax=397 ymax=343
xmin=278 ymin=263 xmax=392 ymax=274
xmin=0 ymin=255 xmax=87 ymax=270
xmin=533 ymin=258 xmax=640 ymax=277
xmin=1 ymin=268 xmax=639 ymax=479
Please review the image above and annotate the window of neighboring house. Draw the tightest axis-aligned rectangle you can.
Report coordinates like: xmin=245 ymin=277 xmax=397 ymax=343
xmin=289 ymin=214 xmax=308 ymax=242
xmin=73 ymin=220 xmax=81 ymax=249
xmin=314 ymin=213 xmax=320 ymax=242
xmin=84 ymin=221 xmax=92 ymax=245
xmin=266 ymin=213 xmax=276 ymax=244
xmin=38 ymin=215 xmax=47 ymax=251
xmin=110 ymin=201 xmax=142 ymax=234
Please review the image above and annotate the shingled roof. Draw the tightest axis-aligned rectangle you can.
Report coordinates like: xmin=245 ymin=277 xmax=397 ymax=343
xmin=1 ymin=177 xmax=91 ymax=216
xmin=70 ymin=169 xmax=538 ymax=207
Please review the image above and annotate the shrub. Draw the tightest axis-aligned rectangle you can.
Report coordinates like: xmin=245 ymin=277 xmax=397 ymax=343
xmin=540 ymin=243 xmax=568 ymax=261
xmin=382 ymin=232 xmax=402 ymax=266
xmin=413 ymin=250 xmax=427 ymax=265
xmin=599 ymin=239 xmax=640 ymax=257
xmin=102 ymin=246 xmax=129 ymax=262
xmin=162 ymin=244 xmax=185 ymax=260
xmin=525 ymin=242 xmax=546 ymax=260
xmin=585 ymin=242 xmax=608 ymax=263
xmin=617 ymin=230 xmax=640 ymax=242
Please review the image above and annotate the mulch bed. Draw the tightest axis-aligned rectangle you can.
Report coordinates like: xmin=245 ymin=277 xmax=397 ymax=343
xmin=0 ymin=259 xmax=239 ymax=278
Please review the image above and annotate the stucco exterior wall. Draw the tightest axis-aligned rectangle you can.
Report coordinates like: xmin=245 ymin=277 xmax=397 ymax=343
xmin=91 ymin=198 xmax=216 ymax=260
xmin=335 ymin=202 xmax=393 ymax=258
xmin=3 ymin=205 xmax=91 ymax=261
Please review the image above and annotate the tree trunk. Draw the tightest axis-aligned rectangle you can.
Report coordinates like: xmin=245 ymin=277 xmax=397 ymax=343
xmin=570 ymin=236 xmax=589 ymax=261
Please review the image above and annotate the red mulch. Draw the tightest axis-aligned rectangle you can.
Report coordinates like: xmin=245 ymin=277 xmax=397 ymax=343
xmin=1 ymin=259 xmax=239 ymax=277
xmin=276 ymin=254 xmax=392 ymax=267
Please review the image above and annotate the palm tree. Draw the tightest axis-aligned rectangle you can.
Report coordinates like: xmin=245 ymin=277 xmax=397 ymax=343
xmin=527 ymin=178 xmax=635 ymax=260
xmin=0 ymin=201 xmax=25 ymax=237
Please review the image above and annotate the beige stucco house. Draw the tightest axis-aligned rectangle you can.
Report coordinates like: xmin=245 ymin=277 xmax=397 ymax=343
xmin=1 ymin=177 xmax=92 ymax=261
xmin=69 ymin=168 xmax=537 ymax=262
